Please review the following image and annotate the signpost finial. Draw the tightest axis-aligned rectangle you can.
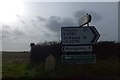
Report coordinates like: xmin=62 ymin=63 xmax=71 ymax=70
xmin=79 ymin=14 xmax=92 ymax=27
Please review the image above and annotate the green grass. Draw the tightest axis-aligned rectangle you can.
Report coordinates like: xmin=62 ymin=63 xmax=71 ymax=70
xmin=2 ymin=52 xmax=119 ymax=78
xmin=3 ymin=61 xmax=32 ymax=78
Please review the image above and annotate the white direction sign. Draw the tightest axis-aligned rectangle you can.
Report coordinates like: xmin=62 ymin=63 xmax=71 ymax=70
xmin=61 ymin=26 xmax=100 ymax=45
xmin=79 ymin=14 xmax=91 ymax=27
xmin=62 ymin=46 xmax=92 ymax=52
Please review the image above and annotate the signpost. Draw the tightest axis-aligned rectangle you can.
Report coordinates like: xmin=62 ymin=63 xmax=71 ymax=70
xmin=61 ymin=26 xmax=100 ymax=45
xmin=62 ymin=46 xmax=92 ymax=52
xmin=62 ymin=54 xmax=96 ymax=64
xmin=61 ymin=14 xmax=100 ymax=64
xmin=79 ymin=14 xmax=91 ymax=27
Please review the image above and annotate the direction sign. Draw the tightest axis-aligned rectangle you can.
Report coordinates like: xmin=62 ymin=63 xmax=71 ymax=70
xmin=61 ymin=26 xmax=100 ymax=45
xmin=62 ymin=54 xmax=96 ymax=64
xmin=62 ymin=46 xmax=92 ymax=52
xmin=79 ymin=14 xmax=91 ymax=27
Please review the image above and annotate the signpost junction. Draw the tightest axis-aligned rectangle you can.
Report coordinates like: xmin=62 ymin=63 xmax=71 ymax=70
xmin=61 ymin=14 xmax=100 ymax=64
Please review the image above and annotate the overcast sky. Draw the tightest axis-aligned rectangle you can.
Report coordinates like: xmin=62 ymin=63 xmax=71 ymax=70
xmin=0 ymin=2 xmax=119 ymax=51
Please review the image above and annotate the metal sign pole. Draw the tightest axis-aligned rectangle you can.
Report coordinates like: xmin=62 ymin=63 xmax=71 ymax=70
xmin=87 ymin=23 xmax=89 ymax=27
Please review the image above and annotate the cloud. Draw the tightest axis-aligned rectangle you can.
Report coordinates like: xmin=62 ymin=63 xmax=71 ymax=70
xmin=2 ymin=25 xmax=29 ymax=51
xmin=16 ymin=15 xmax=26 ymax=24
xmin=19 ymin=20 xmax=25 ymax=24
xmin=30 ymin=16 xmax=47 ymax=29
xmin=36 ymin=16 xmax=46 ymax=22
xmin=2 ymin=10 xmax=103 ymax=51
xmin=3 ymin=10 xmax=101 ymax=42
xmin=12 ymin=29 xmax=25 ymax=39
xmin=32 ymin=22 xmax=38 ymax=28
xmin=74 ymin=10 xmax=88 ymax=19
xmin=89 ymin=11 xmax=102 ymax=22
xmin=61 ymin=18 xmax=75 ymax=27
xmin=2 ymin=25 xmax=12 ymax=39
xmin=45 ymin=16 xmax=76 ymax=33
xmin=2 ymin=25 xmax=25 ymax=40
xmin=45 ymin=16 xmax=61 ymax=32
xmin=44 ymin=10 xmax=102 ymax=33
xmin=42 ymin=10 xmax=102 ymax=39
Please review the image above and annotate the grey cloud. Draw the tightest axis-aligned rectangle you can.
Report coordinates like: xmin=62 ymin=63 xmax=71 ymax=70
xmin=45 ymin=16 xmax=75 ymax=33
xmin=31 ymin=15 xmax=78 ymax=34
xmin=2 ymin=25 xmax=25 ymax=40
xmin=61 ymin=18 xmax=75 ymax=27
xmin=31 ymin=20 xmax=44 ymax=30
xmin=16 ymin=14 xmax=20 ymax=17
xmin=3 ymin=25 xmax=11 ymax=30
xmin=31 ymin=19 xmax=34 ymax=22
xmin=74 ymin=10 xmax=88 ymax=19
xmin=44 ymin=16 xmax=77 ymax=40
xmin=12 ymin=29 xmax=25 ymax=39
xmin=37 ymin=16 xmax=46 ymax=22
xmin=16 ymin=15 xmax=26 ymax=24
xmin=30 ymin=16 xmax=46 ymax=28
xmin=2 ymin=30 xmax=11 ymax=39
xmin=2 ymin=25 xmax=12 ymax=39
xmin=31 ymin=19 xmax=38 ymax=28
xmin=31 ymin=18 xmax=38 ymax=23
xmin=45 ymin=16 xmax=61 ymax=32
xmin=50 ymin=16 xmax=61 ymax=20
xmin=89 ymin=11 xmax=102 ymax=22
xmin=19 ymin=20 xmax=25 ymax=24
xmin=32 ymin=22 xmax=38 ymax=28
xmin=45 ymin=10 xmax=102 ymax=33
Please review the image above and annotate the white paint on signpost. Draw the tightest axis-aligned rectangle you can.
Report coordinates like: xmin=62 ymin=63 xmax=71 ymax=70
xmin=79 ymin=14 xmax=91 ymax=27
xmin=62 ymin=46 xmax=92 ymax=52
xmin=61 ymin=26 xmax=100 ymax=45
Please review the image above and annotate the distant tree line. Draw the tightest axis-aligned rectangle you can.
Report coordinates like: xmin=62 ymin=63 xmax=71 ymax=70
xmin=30 ymin=41 xmax=120 ymax=64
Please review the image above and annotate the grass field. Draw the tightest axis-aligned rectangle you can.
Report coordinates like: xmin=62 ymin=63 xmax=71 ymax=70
xmin=2 ymin=51 xmax=119 ymax=79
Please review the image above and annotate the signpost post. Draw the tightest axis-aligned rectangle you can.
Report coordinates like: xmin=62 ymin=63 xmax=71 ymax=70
xmin=61 ymin=14 xmax=100 ymax=64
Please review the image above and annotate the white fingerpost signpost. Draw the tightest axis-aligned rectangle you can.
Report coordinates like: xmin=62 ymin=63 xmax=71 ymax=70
xmin=61 ymin=14 xmax=100 ymax=64
xmin=62 ymin=46 xmax=92 ymax=52
xmin=79 ymin=14 xmax=92 ymax=27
